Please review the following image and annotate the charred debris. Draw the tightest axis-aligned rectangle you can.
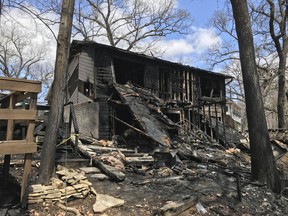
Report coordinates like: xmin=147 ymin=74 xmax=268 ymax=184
xmin=39 ymin=41 xmax=288 ymax=203
xmin=1 ymin=42 xmax=287 ymax=214
xmin=46 ymin=40 xmax=288 ymax=182
xmin=67 ymin=81 xmax=249 ymax=173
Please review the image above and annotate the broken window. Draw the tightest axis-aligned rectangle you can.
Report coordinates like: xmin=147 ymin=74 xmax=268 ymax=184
xmin=200 ymin=77 xmax=223 ymax=99
xmin=171 ymin=70 xmax=184 ymax=100
xmin=83 ymin=80 xmax=94 ymax=97
xmin=113 ymin=58 xmax=145 ymax=87
xmin=78 ymin=79 xmax=94 ymax=99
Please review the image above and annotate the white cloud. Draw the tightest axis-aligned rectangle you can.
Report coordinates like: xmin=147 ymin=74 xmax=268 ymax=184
xmin=159 ymin=27 xmax=221 ymax=66
xmin=190 ymin=28 xmax=221 ymax=54
xmin=159 ymin=39 xmax=195 ymax=57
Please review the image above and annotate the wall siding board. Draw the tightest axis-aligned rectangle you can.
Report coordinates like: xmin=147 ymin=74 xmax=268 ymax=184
xmin=69 ymin=87 xmax=79 ymax=104
xmin=79 ymin=50 xmax=95 ymax=84
xmin=68 ymin=56 xmax=79 ymax=79
xmin=68 ymin=85 xmax=94 ymax=104
xmin=78 ymin=92 xmax=93 ymax=103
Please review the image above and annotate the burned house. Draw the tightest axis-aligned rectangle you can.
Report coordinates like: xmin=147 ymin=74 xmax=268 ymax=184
xmin=66 ymin=40 xmax=237 ymax=146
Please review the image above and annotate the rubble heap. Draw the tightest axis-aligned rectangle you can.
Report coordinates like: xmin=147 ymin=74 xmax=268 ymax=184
xmin=28 ymin=165 xmax=96 ymax=204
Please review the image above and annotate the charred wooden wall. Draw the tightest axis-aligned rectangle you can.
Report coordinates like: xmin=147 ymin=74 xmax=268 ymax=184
xmin=144 ymin=64 xmax=159 ymax=95
xmin=66 ymin=41 xmax=231 ymax=140
xmin=94 ymin=48 xmax=114 ymax=139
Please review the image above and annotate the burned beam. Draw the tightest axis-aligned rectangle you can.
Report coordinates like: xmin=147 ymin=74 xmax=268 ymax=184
xmin=111 ymin=115 xmax=162 ymax=146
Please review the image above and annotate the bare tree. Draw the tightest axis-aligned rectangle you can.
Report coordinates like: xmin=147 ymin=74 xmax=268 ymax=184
xmin=0 ymin=5 xmax=55 ymax=96
xmin=250 ymin=0 xmax=288 ymax=128
xmin=73 ymin=0 xmax=192 ymax=53
xmin=0 ymin=19 xmax=44 ymax=77
xmin=230 ymin=0 xmax=281 ymax=193
xmin=208 ymin=0 xmax=288 ymax=129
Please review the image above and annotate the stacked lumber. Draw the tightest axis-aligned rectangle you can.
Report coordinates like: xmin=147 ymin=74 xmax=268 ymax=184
xmin=28 ymin=166 xmax=96 ymax=204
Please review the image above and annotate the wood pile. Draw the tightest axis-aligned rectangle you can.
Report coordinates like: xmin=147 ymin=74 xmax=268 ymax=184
xmin=72 ymin=135 xmax=159 ymax=182
xmin=269 ymin=129 xmax=288 ymax=143
xmin=28 ymin=165 xmax=96 ymax=204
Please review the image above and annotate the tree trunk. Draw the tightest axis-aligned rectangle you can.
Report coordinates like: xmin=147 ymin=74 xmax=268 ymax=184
xmin=38 ymin=0 xmax=75 ymax=184
xmin=230 ymin=0 xmax=281 ymax=193
xmin=277 ymin=56 xmax=287 ymax=129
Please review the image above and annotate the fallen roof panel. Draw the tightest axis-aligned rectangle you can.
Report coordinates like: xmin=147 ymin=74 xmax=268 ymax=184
xmin=113 ymin=83 xmax=172 ymax=147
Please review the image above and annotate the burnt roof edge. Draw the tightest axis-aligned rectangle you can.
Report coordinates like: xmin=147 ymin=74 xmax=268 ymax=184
xmin=71 ymin=40 xmax=233 ymax=79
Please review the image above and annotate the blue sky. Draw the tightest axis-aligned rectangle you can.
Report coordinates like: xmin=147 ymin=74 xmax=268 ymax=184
xmin=183 ymin=0 xmax=225 ymax=26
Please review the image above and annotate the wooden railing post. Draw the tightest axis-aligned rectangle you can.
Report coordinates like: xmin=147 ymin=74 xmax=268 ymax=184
xmin=0 ymin=77 xmax=41 ymax=205
xmin=21 ymin=93 xmax=37 ymax=203
xmin=3 ymin=94 xmax=16 ymax=188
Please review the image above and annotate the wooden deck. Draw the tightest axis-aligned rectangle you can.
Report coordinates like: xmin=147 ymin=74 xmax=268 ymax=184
xmin=0 ymin=77 xmax=41 ymax=204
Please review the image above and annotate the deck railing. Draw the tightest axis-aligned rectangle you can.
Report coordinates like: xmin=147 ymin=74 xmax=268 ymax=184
xmin=0 ymin=77 xmax=41 ymax=203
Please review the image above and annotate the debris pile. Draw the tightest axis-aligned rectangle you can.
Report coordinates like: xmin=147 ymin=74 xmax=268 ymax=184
xmin=28 ymin=166 xmax=96 ymax=204
xmin=24 ymin=83 xmax=288 ymax=215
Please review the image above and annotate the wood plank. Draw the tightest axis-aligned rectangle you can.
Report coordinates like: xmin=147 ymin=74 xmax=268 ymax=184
xmin=0 ymin=139 xmax=28 ymax=144
xmin=26 ymin=93 xmax=37 ymax=141
xmin=125 ymin=156 xmax=154 ymax=165
xmin=69 ymin=103 xmax=79 ymax=156
xmin=0 ymin=109 xmax=36 ymax=120
xmin=0 ymin=77 xmax=41 ymax=93
xmin=158 ymin=196 xmax=198 ymax=216
xmin=3 ymin=94 xmax=16 ymax=188
xmin=71 ymin=136 xmax=125 ymax=182
xmin=6 ymin=95 xmax=16 ymax=138
xmin=0 ymin=141 xmax=37 ymax=154
xmin=114 ymin=83 xmax=172 ymax=147
xmin=83 ymin=144 xmax=135 ymax=153
xmin=21 ymin=153 xmax=32 ymax=203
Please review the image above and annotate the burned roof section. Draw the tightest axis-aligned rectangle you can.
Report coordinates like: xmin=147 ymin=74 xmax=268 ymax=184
xmin=70 ymin=40 xmax=233 ymax=80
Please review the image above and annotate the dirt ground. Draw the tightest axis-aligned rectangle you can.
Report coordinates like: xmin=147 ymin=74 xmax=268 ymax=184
xmin=1 ymin=154 xmax=288 ymax=216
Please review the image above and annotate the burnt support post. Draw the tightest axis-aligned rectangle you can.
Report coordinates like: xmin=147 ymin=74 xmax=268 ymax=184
xmin=215 ymin=103 xmax=219 ymax=142
xmin=197 ymin=106 xmax=201 ymax=129
xmin=203 ymin=104 xmax=207 ymax=133
xmin=208 ymin=104 xmax=213 ymax=139
xmin=221 ymin=103 xmax=227 ymax=147
xmin=70 ymin=103 xmax=79 ymax=157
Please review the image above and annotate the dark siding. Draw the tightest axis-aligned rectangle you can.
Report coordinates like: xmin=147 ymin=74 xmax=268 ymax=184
xmin=94 ymin=49 xmax=113 ymax=139
xmin=144 ymin=64 xmax=159 ymax=95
